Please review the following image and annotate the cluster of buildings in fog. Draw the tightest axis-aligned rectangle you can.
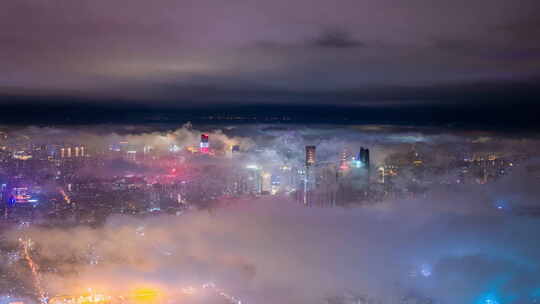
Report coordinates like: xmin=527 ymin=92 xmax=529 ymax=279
xmin=294 ymin=142 xmax=529 ymax=208
xmin=0 ymin=128 xmax=534 ymax=226
xmin=0 ymin=127 xmax=538 ymax=304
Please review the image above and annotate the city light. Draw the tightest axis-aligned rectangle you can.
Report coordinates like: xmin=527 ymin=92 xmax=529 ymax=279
xmin=0 ymin=124 xmax=536 ymax=304
xmin=19 ymin=238 xmax=47 ymax=304
xmin=420 ymin=263 xmax=432 ymax=277
xmin=49 ymin=293 xmax=112 ymax=304
xmin=131 ymin=288 xmax=160 ymax=302
xmin=476 ymin=293 xmax=500 ymax=304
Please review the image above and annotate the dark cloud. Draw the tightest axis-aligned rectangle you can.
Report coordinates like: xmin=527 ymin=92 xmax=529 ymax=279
xmin=310 ymin=29 xmax=365 ymax=49
xmin=0 ymin=0 xmax=539 ymax=112
xmin=491 ymin=0 xmax=540 ymax=43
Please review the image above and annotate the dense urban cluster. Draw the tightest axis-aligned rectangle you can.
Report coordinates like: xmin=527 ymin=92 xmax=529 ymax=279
xmin=0 ymin=127 xmax=532 ymax=225
xmin=0 ymin=125 xmax=538 ymax=304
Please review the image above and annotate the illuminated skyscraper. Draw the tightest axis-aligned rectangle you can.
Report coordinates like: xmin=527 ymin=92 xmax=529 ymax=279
xmin=246 ymin=165 xmax=262 ymax=194
xmin=303 ymin=146 xmax=317 ymax=205
xmin=60 ymin=145 xmax=86 ymax=159
xmin=358 ymin=147 xmax=370 ymax=168
xmin=200 ymin=134 xmax=209 ymax=154
xmin=340 ymin=148 xmax=350 ymax=170
xmin=305 ymin=146 xmax=316 ymax=167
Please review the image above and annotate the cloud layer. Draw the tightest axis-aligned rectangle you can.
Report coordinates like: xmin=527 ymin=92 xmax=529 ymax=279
xmin=5 ymin=175 xmax=540 ymax=303
xmin=1 ymin=124 xmax=540 ymax=303
xmin=1 ymin=0 xmax=539 ymax=106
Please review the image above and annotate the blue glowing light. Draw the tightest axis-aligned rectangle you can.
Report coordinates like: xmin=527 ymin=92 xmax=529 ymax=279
xmin=476 ymin=293 xmax=500 ymax=304
xmin=420 ymin=263 xmax=432 ymax=277
xmin=494 ymin=199 xmax=508 ymax=211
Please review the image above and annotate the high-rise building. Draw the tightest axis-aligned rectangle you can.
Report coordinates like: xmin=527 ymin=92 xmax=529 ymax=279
xmin=358 ymin=147 xmax=370 ymax=168
xmin=126 ymin=150 xmax=137 ymax=161
xmin=261 ymin=171 xmax=272 ymax=194
xmin=60 ymin=145 xmax=86 ymax=159
xmin=303 ymin=146 xmax=317 ymax=205
xmin=229 ymin=145 xmax=241 ymax=158
xmin=246 ymin=165 xmax=262 ymax=194
xmin=200 ymin=134 xmax=209 ymax=154
xmin=334 ymin=147 xmax=372 ymax=205
xmin=305 ymin=146 xmax=316 ymax=167
xmin=340 ymin=148 xmax=351 ymax=170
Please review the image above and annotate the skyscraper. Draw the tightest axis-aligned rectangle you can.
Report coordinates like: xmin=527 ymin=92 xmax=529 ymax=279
xmin=303 ymin=145 xmax=317 ymax=205
xmin=200 ymin=134 xmax=209 ymax=154
xmin=358 ymin=147 xmax=370 ymax=168
xmin=340 ymin=148 xmax=350 ymax=170
xmin=305 ymin=145 xmax=316 ymax=167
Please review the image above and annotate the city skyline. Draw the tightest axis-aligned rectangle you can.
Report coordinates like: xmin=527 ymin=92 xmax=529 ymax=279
xmin=0 ymin=123 xmax=539 ymax=303
xmin=1 ymin=0 xmax=539 ymax=303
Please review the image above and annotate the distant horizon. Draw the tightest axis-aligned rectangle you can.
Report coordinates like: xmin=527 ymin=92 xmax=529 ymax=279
xmin=0 ymin=99 xmax=538 ymax=131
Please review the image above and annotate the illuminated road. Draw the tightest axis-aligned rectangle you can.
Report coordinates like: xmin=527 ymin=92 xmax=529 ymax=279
xmin=19 ymin=238 xmax=48 ymax=304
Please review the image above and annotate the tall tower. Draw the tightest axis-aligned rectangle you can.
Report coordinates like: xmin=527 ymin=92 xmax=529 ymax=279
xmin=304 ymin=146 xmax=316 ymax=205
xmin=339 ymin=148 xmax=350 ymax=171
xmin=200 ymin=134 xmax=209 ymax=154
xmin=305 ymin=146 xmax=316 ymax=167
xmin=358 ymin=147 xmax=371 ymax=193
xmin=358 ymin=147 xmax=370 ymax=168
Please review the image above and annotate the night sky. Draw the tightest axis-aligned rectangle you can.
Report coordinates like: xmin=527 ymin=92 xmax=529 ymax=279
xmin=1 ymin=0 xmax=539 ymax=124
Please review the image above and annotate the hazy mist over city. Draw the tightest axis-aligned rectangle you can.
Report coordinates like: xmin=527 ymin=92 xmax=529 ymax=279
xmin=1 ymin=0 xmax=540 ymax=303
xmin=0 ymin=123 xmax=539 ymax=304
